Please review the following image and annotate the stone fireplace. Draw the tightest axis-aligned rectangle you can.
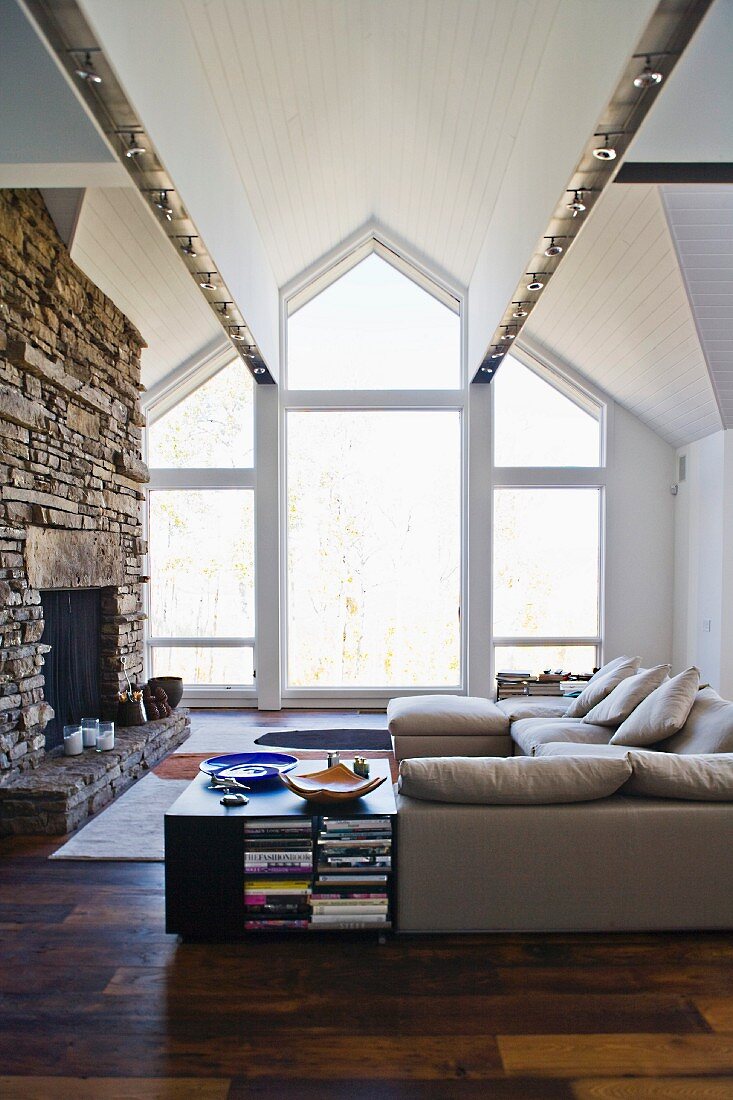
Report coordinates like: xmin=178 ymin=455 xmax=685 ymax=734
xmin=0 ymin=189 xmax=189 ymax=833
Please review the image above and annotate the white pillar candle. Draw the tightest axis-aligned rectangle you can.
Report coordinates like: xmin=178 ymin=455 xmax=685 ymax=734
xmin=63 ymin=726 xmax=83 ymax=756
xmin=96 ymin=722 xmax=115 ymax=751
xmin=81 ymin=718 xmax=99 ymax=747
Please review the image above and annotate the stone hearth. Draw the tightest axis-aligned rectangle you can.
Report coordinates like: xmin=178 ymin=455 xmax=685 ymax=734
xmin=0 ymin=711 xmax=190 ymax=835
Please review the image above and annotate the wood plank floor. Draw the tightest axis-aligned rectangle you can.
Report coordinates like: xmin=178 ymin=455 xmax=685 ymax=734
xmin=1 ymin=709 xmax=732 ymax=1098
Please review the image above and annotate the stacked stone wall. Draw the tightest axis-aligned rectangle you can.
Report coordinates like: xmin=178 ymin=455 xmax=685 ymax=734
xmin=0 ymin=189 xmax=148 ymax=784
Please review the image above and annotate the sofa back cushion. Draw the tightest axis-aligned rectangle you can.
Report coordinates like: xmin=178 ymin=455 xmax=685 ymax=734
xmin=564 ymin=657 xmax=640 ymax=718
xmin=582 ymin=664 xmax=670 ymax=727
xmin=625 ymin=751 xmax=733 ymax=801
xmin=660 ymin=687 xmax=733 ymax=754
xmin=398 ymin=755 xmax=632 ymax=805
xmin=586 ymin=654 xmax=639 ymax=686
xmin=610 ymin=667 xmax=700 ymax=747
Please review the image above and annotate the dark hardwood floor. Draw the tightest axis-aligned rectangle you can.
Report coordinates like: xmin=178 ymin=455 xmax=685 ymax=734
xmin=1 ymin=710 xmax=732 ymax=1098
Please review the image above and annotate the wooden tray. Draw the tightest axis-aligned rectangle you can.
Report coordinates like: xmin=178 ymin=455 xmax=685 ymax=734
xmin=280 ymin=762 xmax=386 ymax=804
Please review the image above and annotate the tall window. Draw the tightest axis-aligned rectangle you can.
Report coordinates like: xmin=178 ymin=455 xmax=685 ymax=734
xmin=492 ymin=355 xmax=603 ymax=677
xmin=284 ymin=247 xmax=463 ymax=692
xmin=146 ymin=359 xmax=255 ymax=690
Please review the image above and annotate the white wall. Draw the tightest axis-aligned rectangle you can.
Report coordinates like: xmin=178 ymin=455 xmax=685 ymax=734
xmin=604 ymin=402 xmax=676 ymax=667
xmin=673 ymin=429 xmax=733 ymax=696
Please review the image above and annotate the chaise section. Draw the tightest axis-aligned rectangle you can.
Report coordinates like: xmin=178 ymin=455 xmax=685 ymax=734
xmin=511 ymin=717 xmax=611 ymax=757
xmin=496 ymin=696 xmax=571 ymax=721
xmin=387 ymin=695 xmax=511 ymax=761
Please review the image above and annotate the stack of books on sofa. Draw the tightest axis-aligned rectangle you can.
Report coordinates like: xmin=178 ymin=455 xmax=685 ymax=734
xmin=243 ymin=818 xmax=314 ymax=930
xmin=311 ymin=816 xmax=392 ymax=930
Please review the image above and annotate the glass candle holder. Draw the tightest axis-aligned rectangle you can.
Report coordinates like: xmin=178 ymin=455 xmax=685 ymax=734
xmin=81 ymin=717 xmax=99 ymax=748
xmin=96 ymin=721 xmax=115 ymax=752
xmin=63 ymin=725 xmax=83 ymax=756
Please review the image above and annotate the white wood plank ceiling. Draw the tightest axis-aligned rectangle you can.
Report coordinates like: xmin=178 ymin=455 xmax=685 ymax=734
xmin=662 ymin=185 xmax=733 ymax=429
xmin=520 ymin=183 xmax=722 ymax=447
xmin=70 ymin=186 xmax=228 ymax=388
xmin=181 ymin=0 xmax=569 ymax=290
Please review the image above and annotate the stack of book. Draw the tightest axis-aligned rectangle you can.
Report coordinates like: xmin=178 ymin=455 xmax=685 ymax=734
xmin=243 ymin=818 xmax=314 ymax=930
xmin=311 ymin=816 xmax=392 ymax=930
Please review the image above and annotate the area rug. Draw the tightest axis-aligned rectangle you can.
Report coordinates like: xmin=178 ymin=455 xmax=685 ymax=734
xmin=51 ymin=750 xmax=397 ymax=861
xmin=50 ymin=773 xmax=190 ymax=861
xmin=254 ymin=728 xmax=392 ymax=750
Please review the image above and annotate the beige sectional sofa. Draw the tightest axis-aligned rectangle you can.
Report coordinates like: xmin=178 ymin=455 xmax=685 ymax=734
xmin=389 ymin=678 xmax=733 ymax=933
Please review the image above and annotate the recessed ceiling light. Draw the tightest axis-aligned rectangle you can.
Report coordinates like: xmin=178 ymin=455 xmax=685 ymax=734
xmin=198 ymin=272 xmax=218 ymax=290
xmin=634 ymin=56 xmax=663 ymax=88
xmin=253 ymin=366 xmax=266 ymax=375
xmin=74 ymin=50 xmax=102 ymax=84
xmin=480 ymin=365 xmax=494 ymax=374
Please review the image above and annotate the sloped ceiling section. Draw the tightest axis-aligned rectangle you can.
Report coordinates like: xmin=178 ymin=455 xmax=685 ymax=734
xmin=521 ymin=183 xmax=722 ymax=447
xmin=662 ymin=185 xmax=733 ymax=428
xmin=71 ymin=186 xmax=228 ymax=389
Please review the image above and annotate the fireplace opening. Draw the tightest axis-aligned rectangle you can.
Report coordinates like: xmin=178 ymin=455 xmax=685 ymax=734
xmin=41 ymin=589 xmax=102 ymax=751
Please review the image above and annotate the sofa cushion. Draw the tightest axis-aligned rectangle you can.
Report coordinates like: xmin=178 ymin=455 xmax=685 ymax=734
xmin=625 ymin=752 xmax=733 ymax=801
xmin=387 ymin=695 xmax=508 ymax=737
xmin=587 ymin=654 xmax=639 ymax=685
xmin=583 ymin=664 xmax=670 ymax=728
xmin=537 ymin=742 xmax=634 ymax=759
xmin=511 ymin=718 xmax=611 ymax=757
xmin=496 ymin=696 xmax=570 ymax=721
xmin=660 ymin=687 xmax=733 ymax=754
xmin=564 ymin=657 xmax=641 ymax=718
xmin=611 ymin=667 xmax=700 ymax=747
xmin=398 ymin=754 xmax=632 ymax=805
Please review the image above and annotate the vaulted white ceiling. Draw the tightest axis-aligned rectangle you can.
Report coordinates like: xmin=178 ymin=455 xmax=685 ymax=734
xmin=521 ymin=183 xmax=722 ymax=447
xmin=662 ymin=185 xmax=733 ymax=429
xmin=70 ymin=186 xmax=228 ymax=388
xmin=181 ymin=0 xmax=572 ymax=289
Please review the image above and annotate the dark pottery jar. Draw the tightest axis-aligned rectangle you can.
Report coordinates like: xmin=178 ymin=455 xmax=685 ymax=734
xmin=148 ymin=676 xmax=184 ymax=709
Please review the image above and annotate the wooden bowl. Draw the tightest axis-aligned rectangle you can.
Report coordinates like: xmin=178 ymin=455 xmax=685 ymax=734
xmin=280 ymin=763 xmax=386 ymax=804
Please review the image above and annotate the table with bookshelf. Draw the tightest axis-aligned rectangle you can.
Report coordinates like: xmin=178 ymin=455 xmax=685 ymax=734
xmin=164 ymin=759 xmax=397 ymax=940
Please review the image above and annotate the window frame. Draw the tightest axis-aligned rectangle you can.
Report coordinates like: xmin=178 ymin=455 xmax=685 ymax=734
xmin=490 ymin=343 xmax=607 ymax=684
xmin=143 ymin=356 xmax=258 ymax=706
xmin=279 ymin=235 xmax=468 ymax=704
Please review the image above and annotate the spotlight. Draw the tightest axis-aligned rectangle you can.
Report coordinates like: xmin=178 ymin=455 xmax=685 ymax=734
xmin=230 ymin=326 xmax=246 ymax=342
xmin=567 ymin=190 xmax=587 ymax=217
xmin=490 ymin=346 xmax=504 ymax=360
xmin=544 ymin=236 xmax=567 ymax=257
xmin=242 ymin=346 xmax=257 ymax=360
xmin=592 ymin=137 xmax=617 ymax=161
xmin=215 ymin=301 xmax=233 ymax=319
xmin=124 ymin=133 xmax=146 ymax=158
xmin=526 ymin=273 xmax=548 ymax=291
xmin=634 ymin=55 xmax=663 ymax=89
xmin=512 ymin=302 xmax=530 ymax=318
xmin=500 ymin=326 xmax=516 ymax=341
xmin=480 ymin=365 xmax=494 ymax=374
xmin=198 ymin=272 xmax=218 ymax=290
xmin=177 ymin=235 xmax=198 ymax=257
xmin=73 ymin=50 xmax=102 ymax=84
xmin=150 ymin=189 xmax=173 ymax=220
xmin=253 ymin=366 xmax=266 ymax=375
